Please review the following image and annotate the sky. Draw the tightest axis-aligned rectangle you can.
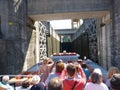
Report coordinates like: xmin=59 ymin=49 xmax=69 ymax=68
xmin=50 ymin=19 xmax=72 ymax=29
xmin=50 ymin=19 xmax=83 ymax=29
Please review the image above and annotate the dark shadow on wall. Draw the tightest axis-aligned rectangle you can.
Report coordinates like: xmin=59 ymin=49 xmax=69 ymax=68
xmin=71 ymin=32 xmax=89 ymax=59
xmin=60 ymin=42 xmax=72 ymax=52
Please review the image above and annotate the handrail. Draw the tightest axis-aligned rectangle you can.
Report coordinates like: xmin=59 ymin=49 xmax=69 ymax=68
xmin=0 ymin=74 xmax=43 ymax=78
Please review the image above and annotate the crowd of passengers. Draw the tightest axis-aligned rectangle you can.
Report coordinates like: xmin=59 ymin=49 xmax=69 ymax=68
xmin=0 ymin=57 xmax=120 ymax=90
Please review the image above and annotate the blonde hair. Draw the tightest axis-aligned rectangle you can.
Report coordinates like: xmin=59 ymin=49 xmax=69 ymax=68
xmin=107 ymin=67 xmax=119 ymax=78
xmin=43 ymin=57 xmax=51 ymax=65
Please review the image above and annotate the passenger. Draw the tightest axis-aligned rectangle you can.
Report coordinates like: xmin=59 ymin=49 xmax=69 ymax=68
xmin=37 ymin=57 xmax=54 ymax=82
xmin=105 ymin=67 xmax=119 ymax=90
xmin=84 ymin=68 xmax=109 ymax=90
xmin=45 ymin=61 xmax=65 ymax=86
xmin=48 ymin=77 xmax=63 ymax=90
xmin=81 ymin=63 xmax=91 ymax=81
xmin=1 ymin=75 xmax=14 ymax=90
xmin=0 ymin=81 xmax=7 ymax=90
xmin=50 ymin=59 xmax=63 ymax=73
xmin=16 ymin=80 xmax=31 ymax=90
xmin=75 ymin=65 xmax=82 ymax=79
xmin=30 ymin=75 xmax=45 ymax=90
xmin=110 ymin=73 xmax=120 ymax=90
xmin=63 ymin=63 xmax=86 ymax=90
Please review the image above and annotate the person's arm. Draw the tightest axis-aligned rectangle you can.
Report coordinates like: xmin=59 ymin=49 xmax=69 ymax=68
xmin=45 ymin=74 xmax=52 ymax=86
xmin=47 ymin=60 xmax=54 ymax=72
xmin=0 ymin=85 xmax=7 ymax=90
xmin=37 ymin=66 xmax=42 ymax=75
xmin=86 ymin=64 xmax=94 ymax=73
xmin=78 ymin=65 xmax=86 ymax=83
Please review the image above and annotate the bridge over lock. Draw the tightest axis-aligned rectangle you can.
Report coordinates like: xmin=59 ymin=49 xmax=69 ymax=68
xmin=28 ymin=0 xmax=110 ymax=20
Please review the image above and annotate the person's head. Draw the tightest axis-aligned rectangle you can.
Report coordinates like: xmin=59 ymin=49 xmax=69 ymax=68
xmin=48 ymin=77 xmax=63 ymax=90
xmin=56 ymin=59 xmax=63 ymax=63
xmin=22 ymin=80 xmax=30 ymax=88
xmin=110 ymin=73 xmax=120 ymax=90
xmin=55 ymin=61 xmax=65 ymax=73
xmin=91 ymin=68 xmax=102 ymax=84
xmin=31 ymin=75 xmax=40 ymax=85
xmin=107 ymin=67 xmax=119 ymax=79
xmin=63 ymin=50 xmax=67 ymax=54
xmin=66 ymin=63 xmax=76 ymax=78
xmin=43 ymin=57 xmax=52 ymax=65
xmin=2 ymin=75 xmax=9 ymax=84
xmin=81 ymin=63 xmax=87 ymax=68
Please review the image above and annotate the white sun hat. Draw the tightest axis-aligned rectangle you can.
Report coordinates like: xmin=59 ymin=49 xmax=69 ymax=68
xmin=93 ymin=68 xmax=102 ymax=76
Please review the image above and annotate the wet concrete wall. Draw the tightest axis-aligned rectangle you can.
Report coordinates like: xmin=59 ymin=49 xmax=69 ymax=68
xmin=0 ymin=0 xmax=36 ymax=74
xmin=47 ymin=26 xmax=60 ymax=57
xmin=111 ymin=0 xmax=120 ymax=69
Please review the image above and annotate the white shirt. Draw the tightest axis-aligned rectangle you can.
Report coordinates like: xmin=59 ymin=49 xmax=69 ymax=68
xmin=84 ymin=82 xmax=109 ymax=90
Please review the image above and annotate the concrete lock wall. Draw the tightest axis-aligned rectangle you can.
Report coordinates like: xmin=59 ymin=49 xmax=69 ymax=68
xmin=96 ymin=15 xmax=112 ymax=70
xmin=47 ymin=26 xmax=60 ymax=57
xmin=0 ymin=0 xmax=60 ymax=74
xmin=72 ymin=19 xmax=97 ymax=61
xmin=71 ymin=17 xmax=112 ymax=70
xmin=111 ymin=0 xmax=120 ymax=69
xmin=0 ymin=0 xmax=36 ymax=74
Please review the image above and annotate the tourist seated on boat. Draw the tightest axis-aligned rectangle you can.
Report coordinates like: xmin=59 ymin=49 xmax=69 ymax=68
xmin=16 ymin=80 xmax=31 ymax=90
xmin=105 ymin=67 xmax=119 ymax=90
xmin=30 ymin=75 xmax=45 ymax=90
xmin=0 ymin=81 xmax=7 ymax=90
xmin=110 ymin=73 xmax=120 ymax=90
xmin=84 ymin=68 xmax=109 ymax=90
xmin=45 ymin=60 xmax=65 ymax=86
xmin=37 ymin=57 xmax=54 ymax=82
xmin=48 ymin=77 xmax=63 ymax=90
xmin=1 ymin=75 xmax=14 ymax=90
xmin=62 ymin=63 xmax=86 ymax=90
xmin=77 ymin=59 xmax=93 ymax=73
xmin=63 ymin=50 xmax=67 ymax=54
xmin=81 ymin=63 xmax=91 ymax=81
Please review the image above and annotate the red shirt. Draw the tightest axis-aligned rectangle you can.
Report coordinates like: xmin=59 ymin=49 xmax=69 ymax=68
xmin=63 ymin=67 xmax=86 ymax=90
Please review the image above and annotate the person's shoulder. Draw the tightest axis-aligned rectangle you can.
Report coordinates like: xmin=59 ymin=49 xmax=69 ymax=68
xmin=35 ymin=83 xmax=45 ymax=90
xmin=40 ymin=82 xmax=45 ymax=85
xmin=85 ymin=82 xmax=93 ymax=86
xmin=48 ymin=72 xmax=55 ymax=76
xmin=37 ymin=82 xmax=45 ymax=86
xmin=63 ymin=78 xmax=68 ymax=82
xmin=100 ymin=83 xmax=109 ymax=90
xmin=105 ymin=78 xmax=110 ymax=83
xmin=62 ymin=79 xmax=74 ymax=85
xmin=100 ymin=82 xmax=108 ymax=86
